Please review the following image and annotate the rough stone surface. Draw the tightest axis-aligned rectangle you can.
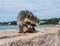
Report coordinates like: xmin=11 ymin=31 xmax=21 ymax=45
xmin=0 ymin=27 xmax=60 ymax=46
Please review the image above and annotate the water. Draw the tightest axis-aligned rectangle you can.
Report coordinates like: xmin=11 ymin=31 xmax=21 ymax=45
xmin=0 ymin=25 xmax=56 ymax=30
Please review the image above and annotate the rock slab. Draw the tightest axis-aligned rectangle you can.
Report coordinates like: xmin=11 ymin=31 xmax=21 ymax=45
xmin=0 ymin=27 xmax=60 ymax=46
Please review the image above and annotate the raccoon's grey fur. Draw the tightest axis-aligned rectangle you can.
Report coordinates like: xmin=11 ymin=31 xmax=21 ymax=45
xmin=17 ymin=10 xmax=39 ymax=33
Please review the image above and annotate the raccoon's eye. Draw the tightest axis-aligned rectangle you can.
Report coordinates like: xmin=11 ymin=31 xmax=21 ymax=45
xmin=27 ymin=15 xmax=30 ymax=18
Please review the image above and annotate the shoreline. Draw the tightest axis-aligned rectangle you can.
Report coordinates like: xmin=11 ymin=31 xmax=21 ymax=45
xmin=0 ymin=25 xmax=58 ymax=31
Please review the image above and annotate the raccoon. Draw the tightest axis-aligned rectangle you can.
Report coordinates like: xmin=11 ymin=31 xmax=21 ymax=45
xmin=17 ymin=10 xmax=39 ymax=33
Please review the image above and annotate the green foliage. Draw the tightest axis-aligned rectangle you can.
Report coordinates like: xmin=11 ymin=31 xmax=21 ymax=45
xmin=9 ymin=21 xmax=17 ymax=25
xmin=0 ymin=18 xmax=60 ymax=25
xmin=0 ymin=22 xmax=8 ymax=25
xmin=0 ymin=21 xmax=17 ymax=25
xmin=40 ymin=18 xmax=60 ymax=25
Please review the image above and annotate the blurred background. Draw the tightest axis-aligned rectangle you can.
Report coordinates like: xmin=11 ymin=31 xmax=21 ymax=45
xmin=0 ymin=0 xmax=60 ymax=30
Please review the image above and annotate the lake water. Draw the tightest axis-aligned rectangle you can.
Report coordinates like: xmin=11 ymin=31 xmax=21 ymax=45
xmin=0 ymin=25 xmax=56 ymax=30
